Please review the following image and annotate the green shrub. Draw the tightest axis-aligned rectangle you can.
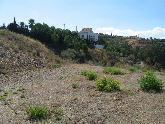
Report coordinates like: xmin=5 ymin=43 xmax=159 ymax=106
xmin=138 ymin=72 xmax=163 ymax=92
xmin=61 ymin=49 xmax=77 ymax=59
xmin=95 ymin=76 xmax=121 ymax=92
xmin=55 ymin=116 xmax=62 ymax=121
xmin=54 ymin=109 xmax=63 ymax=121
xmin=54 ymin=109 xmax=63 ymax=115
xmin=17 ymin=88 xmax=25 ymax=91
xmin=4 ymin=101 xmax=9 ymax=105
xmin=72 ymin=83 xmax=77 ymax=88
xmin=0 ymin=95 xmax=3 ymax=100
xmin=103 ymin=67 xmax=125 ymax=75
xmin=13 ymin=91 xmax=18 ymax=94
xmin=81 ymin=70 xmax=98 ymax=80
xmin=20 ymin=94 xmax=25 ymax=98
xmin=142 ymin=66 xmax=156 ymax=72
xmin=25 ymin=104 xmax=50 ymax=120
xmin=128 ymin=67 xmax=138 ymax=72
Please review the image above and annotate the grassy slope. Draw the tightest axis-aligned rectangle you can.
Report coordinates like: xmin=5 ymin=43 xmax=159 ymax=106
xmin=0 ymin=29 xmax=62 ymax=74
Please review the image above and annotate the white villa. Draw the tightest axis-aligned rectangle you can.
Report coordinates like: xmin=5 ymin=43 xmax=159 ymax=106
xmin=78 ymin=28 xmax=98 ymax=43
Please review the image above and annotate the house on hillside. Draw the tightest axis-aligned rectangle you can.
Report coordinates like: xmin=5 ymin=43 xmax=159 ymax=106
xmin=78 ymin=28 xmax=98 ymax=44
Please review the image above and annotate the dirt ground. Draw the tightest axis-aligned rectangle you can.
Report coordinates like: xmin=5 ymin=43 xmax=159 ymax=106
xmin=0 ymin=64 xmax=165 ymax=124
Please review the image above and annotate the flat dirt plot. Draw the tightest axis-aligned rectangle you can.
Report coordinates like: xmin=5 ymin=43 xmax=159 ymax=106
xmin=0 ymin=64 xmax=165 ymax=124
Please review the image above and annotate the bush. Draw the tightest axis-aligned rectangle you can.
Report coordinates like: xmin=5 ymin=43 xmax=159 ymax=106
xmin=128 ymin=67 xmax=138 ymax=72
xmin=103 ymin=67 xmax=125 ymax=75
xmin=25 ymin=104 xmax=50 ymax=120
xmin=72 ymin=83 xmax=77 ymax=88
xmin=95 ymin=76 xmax=121 ymax=92
xmin=138 ymin=72 xmax=163 ymax=92
xmin=81 ymin=70 xmax=98 ymax=80
xmin=61 ymin=48 xmax=77 ymax=59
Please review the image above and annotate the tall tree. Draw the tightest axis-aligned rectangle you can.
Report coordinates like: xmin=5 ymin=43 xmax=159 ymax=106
xmin=28 ymin=19 xmax=35 ymax=28
xmin=20 ymin=22 xmax=25 ymax=28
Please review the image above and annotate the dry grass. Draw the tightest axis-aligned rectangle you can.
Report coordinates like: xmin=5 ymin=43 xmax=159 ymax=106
xmin=0 ymin=64 xmax=165 ymax=123
xmin=0 ymin=29 xmax=63 ymax=74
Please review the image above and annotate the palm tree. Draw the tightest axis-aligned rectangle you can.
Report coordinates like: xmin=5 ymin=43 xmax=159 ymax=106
xmin=28 ymin=19 xmax=35 ymax=28
xmin=20 ymin=22 xmax=25 ymax=28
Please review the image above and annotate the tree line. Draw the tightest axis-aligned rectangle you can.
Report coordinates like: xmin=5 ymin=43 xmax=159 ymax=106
xmin=103 ymin=38 xmax=165 ymax=69
xmin=1 ymin=17 xmax=165 ymax=69
xmin=1 ymin=17 xmax=95 ymax=62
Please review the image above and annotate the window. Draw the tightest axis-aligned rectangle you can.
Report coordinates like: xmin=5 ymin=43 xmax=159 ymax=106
xmin=82 ymin=35 xmax=84 ymax=38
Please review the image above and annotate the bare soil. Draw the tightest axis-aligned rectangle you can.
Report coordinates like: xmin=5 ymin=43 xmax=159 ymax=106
xmin=0 ymin=64 xmax=165 ymax=124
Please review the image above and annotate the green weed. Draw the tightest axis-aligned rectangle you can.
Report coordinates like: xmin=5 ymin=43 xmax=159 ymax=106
xmin=25 ymin=104 xmax=50 ymax=120
xmin=20 ymin=94 xmax=25 ymax=98
xmin=72 ymin=83 xmax=77 ymax=88
xmin=95 ymin=76 xmax=121 ymax=92
xmin=81 ymin=70 xmax=98 ymax=80
xmin=4 ymin=101 xmax=9 ymax=105
xmin=138 ymin=72 xmax=163 ymax=92
xmin=13 ymin=91 xmax=18 ymax=94
xmin=128 ymin=67 xmax=138 ymax=72
xmin=103 ymin=67 xmax=125 ymax=75
xmin=17 ymin=88 xmax=25 ymax=91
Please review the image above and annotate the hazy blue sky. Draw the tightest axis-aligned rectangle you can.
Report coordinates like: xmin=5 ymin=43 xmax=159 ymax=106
xmin=0 ymin=0 xmax=165 ymax=38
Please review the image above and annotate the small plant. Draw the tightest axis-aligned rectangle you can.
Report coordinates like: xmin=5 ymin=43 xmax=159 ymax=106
xmin=0 ymin=89 xmax=4 ymax=92
xmin=138 ymin=72 xmax=163 ymax=92
xmin=128 ymin=67 xmax=138 ymax=72
xmin=3 ymin=91 xmax=8 ymax=96
xmin=51 ymin=63 xmax=61 ymax=68
xmin=0 ymin=95 xmax=3 ymax=100
xmin=13 ymin=91 xmax=18 ymax=94
xmin=81 ymin=70 xmax=98 ymax=80
xmin=11 ymin=87 xmax=15 ymax=89
xmin=72 ymin=83 xmax=77 ymax=88
xmin=17 ymin=88 xmax=25 ymax=91
xmin=95 ymin=76 xmax=121 ymax=92
xmin=103 ymin=67 xmax=125 ymax=75
xmin=142 ymin=66 xmax=156 ymax=72
xmin=4 ymin=101 xmax=9 ymax=105
xmin=59 ymin=76 xmax=63 ymax=80
xmin=4 ymin=91 xmax=9 ymax=94
xmin=25 ymin=104 xmax=50 ymax=119
xmin=7 ymin=99 xmax=12 ymax=101
xmin=54 ymin=109 xmax=63 ymax=115
xmin=55 ymin=116 xmax=62 ymax=121
xmin=53 ymin=109 xmax=63 ymax=121
xmin=20 ymin=94 xmax=25 ymax=98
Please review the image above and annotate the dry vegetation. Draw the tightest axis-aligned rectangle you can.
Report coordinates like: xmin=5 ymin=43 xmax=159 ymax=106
xmin=0 ymin=29 xmax=62 ymax=74
xmin=0 ymin=64 xmax=165 ymax=124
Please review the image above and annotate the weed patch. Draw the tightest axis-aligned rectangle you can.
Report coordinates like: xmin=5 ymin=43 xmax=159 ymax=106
xmin=20 ymin=94 xmax=25 ymax=98
xmin=81 ymin=70 xmax=98 ymax=80
xmin=138 ymin=72 xmax=163 ymax=92
xmin=72 ymin=83 xmax=77 ymax=88
xmin=103 ymin=67 xmax=125 ymax=75
xmin=25 ymin=104 xmax=50 ymax=120
xmin=4 ymin=101 xmax=9 ymax=105
xmin=128 ymin=67 xmax=138 ymax=72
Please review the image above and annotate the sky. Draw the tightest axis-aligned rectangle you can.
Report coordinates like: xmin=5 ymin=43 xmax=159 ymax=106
xmin=0 ymin=0 xmax=165 ymax=38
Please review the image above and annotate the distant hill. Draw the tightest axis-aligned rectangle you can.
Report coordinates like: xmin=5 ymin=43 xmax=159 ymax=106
xmin=0 ymin=30 xmax=62 ymax=74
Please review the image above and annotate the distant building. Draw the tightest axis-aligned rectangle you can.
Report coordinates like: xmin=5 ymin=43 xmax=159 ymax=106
xmin=78 ymin=28 xmax=98 ymax=43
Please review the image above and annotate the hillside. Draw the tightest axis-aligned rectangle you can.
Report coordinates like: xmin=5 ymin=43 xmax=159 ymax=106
xmin=0 ymin=29 xmax=62 ymax=74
